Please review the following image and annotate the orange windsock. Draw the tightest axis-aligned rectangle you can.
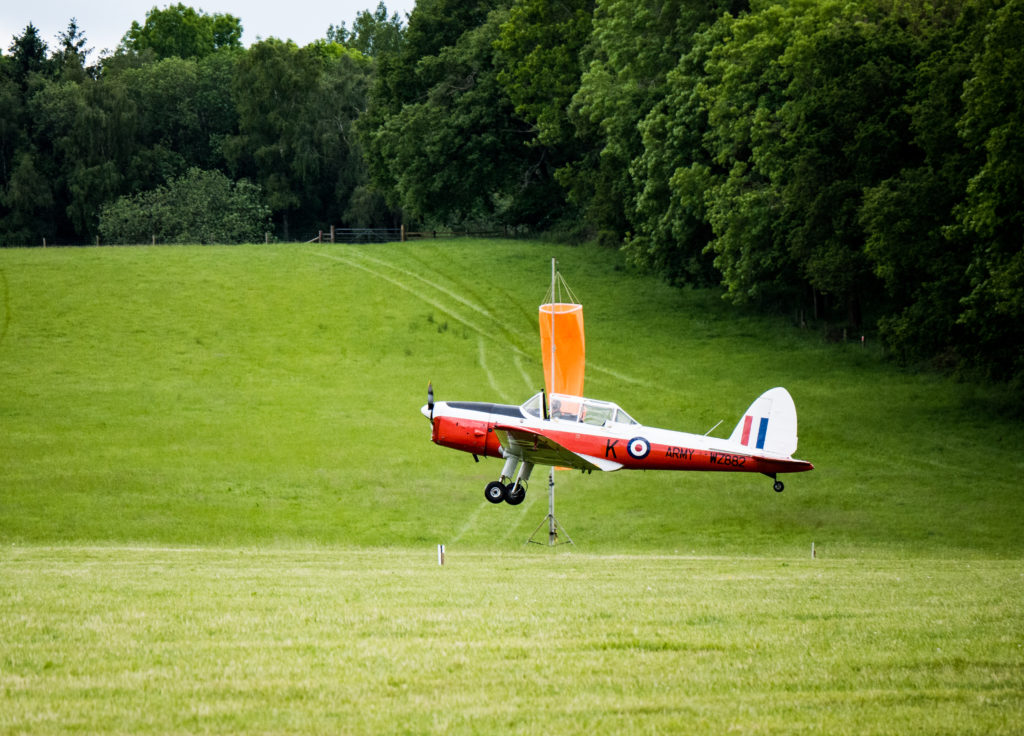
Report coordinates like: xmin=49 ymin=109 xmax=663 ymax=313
xmin=539 ymin=302 xmax=585 ymax=398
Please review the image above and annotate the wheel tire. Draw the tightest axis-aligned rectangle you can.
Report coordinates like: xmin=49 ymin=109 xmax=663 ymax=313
xmin=484 ymin=481 xmax=506 ymax=504
xmin=773 ymin=480 xmax=785 ymax=493
xmin=505 ymin=483 xmax=526 ymax=506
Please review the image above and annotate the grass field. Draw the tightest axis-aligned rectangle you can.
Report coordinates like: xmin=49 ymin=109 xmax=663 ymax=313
xmin=3 ymin=548 xmax=1022 ymax=734
xmin=1 ymin=241 xmax=1022 ymax=732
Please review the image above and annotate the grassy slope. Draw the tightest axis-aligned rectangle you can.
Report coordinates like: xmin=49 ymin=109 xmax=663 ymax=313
xmin=1 ymin=242 xmax=1022 ymax=734
xmin=1 ymin=241 xmax=1022 ymax=555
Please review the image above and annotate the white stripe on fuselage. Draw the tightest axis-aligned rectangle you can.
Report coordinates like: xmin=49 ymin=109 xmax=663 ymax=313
xmin=426 ymin=401 xmax=789 ymax=460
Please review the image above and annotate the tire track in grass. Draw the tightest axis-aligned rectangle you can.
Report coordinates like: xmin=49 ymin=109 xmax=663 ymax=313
xmin=498 ymin=490 xmax=539 ymax=544
xmin=398 ymin=246 xmax=540 ymax=349
xmin=319 ymin=247 xmax=653 ymax=390
xmin=378 ymin=247 xmax=651 ymax=389
xmin=478 ymin=336 xmax=510 ymax=402
xmin=343 ymin=248 xmax=537 ymax=356
xmin=315 ymin=249 xmax=538 ymax=544
xmin=449 ymin=499 xmax=490 ymax=545
xmin=350 ymin=248 xmax=650 ymax=389
xmin=313 ymin=249 xmax=535 ymax=361
xmin=512 ymin=353 xmax=535 ymax=393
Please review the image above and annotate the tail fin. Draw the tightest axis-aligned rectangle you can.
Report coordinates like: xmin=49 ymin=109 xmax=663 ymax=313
xmin=727 ymin=387 xmax=799 ymax=457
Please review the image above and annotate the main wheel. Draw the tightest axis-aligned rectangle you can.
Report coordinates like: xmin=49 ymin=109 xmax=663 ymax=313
xmin=773 ymin=480 xmax=785 ymax=493
xmin=505 ymin=482 xmax=526 ymax=506
xmin=484 ymin=481 xmax=506 ymax=504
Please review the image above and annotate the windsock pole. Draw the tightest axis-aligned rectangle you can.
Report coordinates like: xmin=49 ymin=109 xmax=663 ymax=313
xmin=548 ymin=259 xmax=558 ymax=543
xmin=549 ymin=258 xmax=556 ymax=398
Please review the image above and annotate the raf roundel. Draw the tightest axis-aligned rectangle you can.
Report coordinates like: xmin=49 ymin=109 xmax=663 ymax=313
xmin=627 ymin=436 xmax=651 ymax=460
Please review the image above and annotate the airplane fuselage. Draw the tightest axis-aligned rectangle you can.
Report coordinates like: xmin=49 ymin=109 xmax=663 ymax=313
xmin=424 ymin=398 xmax=813 ymax=477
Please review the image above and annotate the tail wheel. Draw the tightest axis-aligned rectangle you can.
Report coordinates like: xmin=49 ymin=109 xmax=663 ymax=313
xmin=505 ymin=482 xmax=527 ymax=506
xmin=773 ymin=480 xmax=785 ymax=493
xmin=484 ymin=481 xmax=506 ymax=504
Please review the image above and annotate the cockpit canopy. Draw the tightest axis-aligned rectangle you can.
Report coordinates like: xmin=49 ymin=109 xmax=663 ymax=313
xmin=521 ymin=392 xmax=638 ymax=427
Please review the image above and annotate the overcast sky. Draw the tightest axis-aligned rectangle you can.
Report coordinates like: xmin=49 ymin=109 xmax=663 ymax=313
xmin=1 ymin=0 xmax=417 ymax=63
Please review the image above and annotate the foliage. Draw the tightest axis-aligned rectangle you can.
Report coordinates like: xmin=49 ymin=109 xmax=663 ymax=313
xmin=120 ymin=3 xmax=243 ymax=59
xmin=327 ymin=1 xmax=406 ymax=57
xmin=362 ymin=0 xmax=561 ymax=227
xmin=953 ymin=0 xmax=1024 ymax=380
xmin=98 ymin=167 xmax=269 ymax=244
xmin=6 ymin=23 xmax=48 ymax=89
xmin=569 ymin=0 xmax=749 ymax=242
xmin=226 ymin=39 xmax=375 ymax=238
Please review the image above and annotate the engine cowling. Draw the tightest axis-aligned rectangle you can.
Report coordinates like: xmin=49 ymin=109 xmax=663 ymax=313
xmin=432 ymin=415 xmax=503 ymax=458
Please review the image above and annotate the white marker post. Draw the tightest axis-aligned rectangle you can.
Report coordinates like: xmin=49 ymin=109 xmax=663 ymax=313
xmin=437 ymin=544 xmax=446 ymax=566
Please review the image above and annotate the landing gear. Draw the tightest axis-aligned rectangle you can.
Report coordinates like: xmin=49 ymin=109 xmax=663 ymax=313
xmin=773 ymin=480 xmax=785 ymax=493
xmin=505 ymin=482 xmax=527 ymax=506
xmin=483 ymin=480 xmax=527 ymax=504
xmin=484 ymin=481 xmax=506 ymax=504
xmin=483 ymin=457 xmax=533 ymax=505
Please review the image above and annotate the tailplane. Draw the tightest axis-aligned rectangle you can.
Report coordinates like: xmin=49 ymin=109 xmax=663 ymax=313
xmin=727 ymin=387 xmax=799 ymax=457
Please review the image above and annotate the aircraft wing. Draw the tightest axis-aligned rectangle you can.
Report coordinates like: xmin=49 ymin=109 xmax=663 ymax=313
xmin=493 ymin=425 xmax=623 ymax=472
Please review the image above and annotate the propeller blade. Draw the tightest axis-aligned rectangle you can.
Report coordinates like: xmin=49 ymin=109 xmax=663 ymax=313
xmin=427 ymin=381 xmax=434 ymax=419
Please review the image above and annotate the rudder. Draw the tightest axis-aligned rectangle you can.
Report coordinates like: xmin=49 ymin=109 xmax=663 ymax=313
xmin=727 ymin=387 xmax=799 ymax=457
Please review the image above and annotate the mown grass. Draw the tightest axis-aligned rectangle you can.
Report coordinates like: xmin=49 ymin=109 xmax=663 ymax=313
xmin=2 ymin=547 xmax=1022 ymax=735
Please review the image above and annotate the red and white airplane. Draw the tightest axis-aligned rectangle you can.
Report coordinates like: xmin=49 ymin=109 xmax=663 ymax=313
xmin=421 ymin=385 xmax=813 ymax=504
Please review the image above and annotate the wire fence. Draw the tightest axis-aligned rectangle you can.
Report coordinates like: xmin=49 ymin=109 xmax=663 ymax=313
xmin=3 ymin=226 xmax=516 ymax=248
xmin=306 ymin=226 xmax=511 ymax=244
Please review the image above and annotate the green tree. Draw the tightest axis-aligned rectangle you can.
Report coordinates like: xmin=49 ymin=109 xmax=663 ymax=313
xmin=227 ymin=39 xmax=374 ymax=238
xmin=1 ymin=147 xmax=54 ymax=243
xmin=624 ymin=11 xmax=735 ymax=284
xmin=859 ymin=2 xmax=983 ymax=369
xmin=569 ymin=0 xmax=747 ymax=242
xmin=364 ymin=1 xmax=571 ymax=228
xmin=99 ymin=167 xmax=269 ymax=244
xmin=494 ymin=0 xmax=592 ymax=150
xmin=0 ymin=55 xmax=25 ymax=189
xmin=52 ymin=19 xmax=93 ymax=82
xmin=7 ymin=23 xmax=48 ymax=89
xmin=367 ymin=8 xmax=520 ymax=224
xmin=121 ymin=4 xmax=242 ymax=59
xmin=490 ymin=0 xmax=593 ymax=233
xmin=29 ymin=74 xmax=134 ymax=236
xmin=953 ymin=0 xmax=1024 ymax=381
xmin=327 ymin=2 xmax=405 ymax=57
xmin=691 ymin=1 xmax=927 ymax=327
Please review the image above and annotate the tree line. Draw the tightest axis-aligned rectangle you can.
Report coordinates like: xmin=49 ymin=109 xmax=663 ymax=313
xmin=2 ymin=0 xmax=1022 ymax=383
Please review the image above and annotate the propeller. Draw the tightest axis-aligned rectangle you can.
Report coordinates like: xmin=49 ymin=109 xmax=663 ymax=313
xmin=427 ymin=381 xmax=434 ymax=420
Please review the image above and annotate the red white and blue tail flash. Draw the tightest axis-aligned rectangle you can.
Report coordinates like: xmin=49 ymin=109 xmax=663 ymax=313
xmin=728 ymin=387 xmax=799 ymax=457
